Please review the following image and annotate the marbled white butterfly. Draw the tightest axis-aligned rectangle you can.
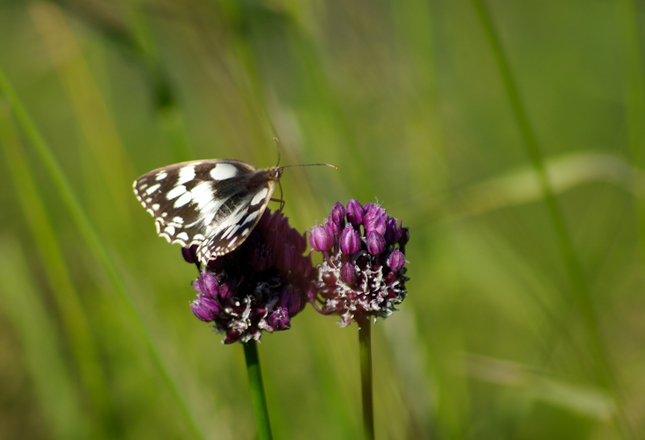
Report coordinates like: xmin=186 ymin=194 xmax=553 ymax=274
xmin=133 ymin=152 xmax=334 ymax=265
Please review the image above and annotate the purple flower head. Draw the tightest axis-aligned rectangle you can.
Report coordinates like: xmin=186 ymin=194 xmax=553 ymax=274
xmin=309 ymin=201 xmax=409 ymax=327
xmin=310 ymin=224 xmax=333 ymax=252
xmin=187 ymin=210 xmax=316 ymax=344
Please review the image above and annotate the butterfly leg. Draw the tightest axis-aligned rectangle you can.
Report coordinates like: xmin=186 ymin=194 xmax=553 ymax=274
xmin=270 ymin=178 xmax=286 ymax=212
xmin=270 ymin=197 xmax=286 ymax=212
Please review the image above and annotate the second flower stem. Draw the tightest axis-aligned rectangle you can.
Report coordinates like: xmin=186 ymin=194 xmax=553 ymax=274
xmin=243 ymin=341 xmax=273 ymax=440
xmin=359 ymin=320 xmax=374 ymax=440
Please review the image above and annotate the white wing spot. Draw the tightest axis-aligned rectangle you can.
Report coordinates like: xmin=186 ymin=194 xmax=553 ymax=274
xmin=210 ymin=163 xmax=238 ymax=180
xmin=251 ymin=188 xmax=269 ymax=206
xmin=241 ymin=227 xmax=251 ymax=237
xmin=222 ymin=224 xmax=241 ymax=239
xmin=156 ymin=171 xmax=168 ymax=181
xmin=152 ymin=204 xmax=160 ymax=211
xmin=165 ymin=226 xmax=175 ymax=236
xmin=172 ymin=216 xmax=184 ymax=225
xmin=177 ymin=232 xmax=189 ymax=241
xmin=178 ymin=165 xmax=196 ymax=185
xmin=194 ymin=234 xmax=205 ymax=241
xmin=145 ymin=183 xmax=161 ymax=195
xmin=167 ymin=185 xmax=187 ymax=200
xmin=174 ymin=191 xmax=192 ymax=208
xmin=243 ymin=210 xmax=261 ymax=225
xmin=190 ymin=181 xmax=214 ymax=211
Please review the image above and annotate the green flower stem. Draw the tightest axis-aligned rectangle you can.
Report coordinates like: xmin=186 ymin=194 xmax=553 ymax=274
xmin=359 ymin=320 xmax=375 ymax=440
xmin=243 ymin=341 xmax=273 ymax=440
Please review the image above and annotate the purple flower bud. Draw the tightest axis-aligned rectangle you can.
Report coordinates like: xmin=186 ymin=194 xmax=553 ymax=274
xmin=277 ymin=214 xmax=289 ymax=235
xmin=290 ymin=229 xmax=307 ymax=254
xmin=277 ymin=244 xmax=296 ymax=272
xmin=280 ymin=286 xmax=302 ymax=315
xmin=340 ymin=226 xmax=361 ymax=255
xmin=365 ymin=213 xmax=386 ymax=237
xmin=340 ymin=262 xmax=358 ymax=286
xmin=310 ymin=224 xmax=333 ymax=252
xmin=330 ymin=202 xmax=346 ymax=227
xmin=364 ymin=204 xmax=387 ymax=230
xmin=196 ymin=271 xmax=219 ymax=297
xmin=182 ymin=245 xmax=198 ymax=264
xmin=224 ymin=331 xmax=241 ymax=344
xmin=266 ymin=210 xmax=282 ymax=234
xmin=191 ymin=296 xmax=221 ymax=321
xmin=384 ymin=218 xmax=402 ymax=245
xmin=267 ymin=307 xmax=290 ymax=331
xmin=346 ymin=199 xmax=364 ymax=226
xmin=297 ymin=253 xmax=312 ymax=278
xmin=219 ymin=281 xmax=234 ymax=299
xmin=388 ymin=249 xmax=405 ymax=270
xmin=366 ymin=231 xmax=386 ymax=255
xmin=399 ymin=227 xmax=410 ymax=248
xmin=250 ymin=245 xmax=271 ymax=272
xmin=326 ymin=218 xmax=342 ymax=240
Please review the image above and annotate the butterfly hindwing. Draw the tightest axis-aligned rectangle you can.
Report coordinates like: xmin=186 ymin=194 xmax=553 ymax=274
xmin=133 ymin=159 xmax=280 ymax=264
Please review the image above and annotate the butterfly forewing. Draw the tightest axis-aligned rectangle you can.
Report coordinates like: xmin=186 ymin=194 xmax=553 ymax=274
xmin=133 ymin=159 xmax=280 ymax=264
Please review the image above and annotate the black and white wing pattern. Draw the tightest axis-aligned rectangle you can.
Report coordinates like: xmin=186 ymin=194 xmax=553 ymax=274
xmin=133 ymin=159 xmax=283 ymax=265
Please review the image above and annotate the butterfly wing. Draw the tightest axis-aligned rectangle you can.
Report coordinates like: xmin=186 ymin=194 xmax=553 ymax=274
xmin=133 ymin=159 xmax=278 ymax=264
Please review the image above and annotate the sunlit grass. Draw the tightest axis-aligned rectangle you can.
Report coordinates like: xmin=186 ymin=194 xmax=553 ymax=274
xmin=0 ymin=0 xmax=642 ymax=439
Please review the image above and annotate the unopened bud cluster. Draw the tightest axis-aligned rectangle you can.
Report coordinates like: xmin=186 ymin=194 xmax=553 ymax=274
xmin=309 ymin=200 xmax=409 ymax=327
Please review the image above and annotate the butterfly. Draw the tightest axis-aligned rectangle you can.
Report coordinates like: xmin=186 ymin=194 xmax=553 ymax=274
xmin=133 ymin=155 xmax=335 ymax=266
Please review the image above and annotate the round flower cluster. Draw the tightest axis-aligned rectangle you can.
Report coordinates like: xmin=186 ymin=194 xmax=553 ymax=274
xmin=185 ymin=210 xmax=316 ymax=344
xmin=309 ymin=200 xmax=409 ymax=327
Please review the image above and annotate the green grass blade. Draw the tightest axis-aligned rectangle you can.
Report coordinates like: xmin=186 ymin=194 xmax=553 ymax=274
xmin=0 ymin=64 xmax=207 ymax=440
xmin=0 ymin=236 xmax=90 ymax=440
xmin=470 ymin=1 xmax=633 ymax=438
xmin=0 ymin=102 xmax=114 ymax=436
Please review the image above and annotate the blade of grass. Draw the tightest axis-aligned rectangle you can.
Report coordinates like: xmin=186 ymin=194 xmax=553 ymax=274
xmin=0 ymin=102 xmax=113 ymax=437
xmin=0 ymin=236 xmax=89 ymax=439
xmin=0 ymin=64 xmax=207 ymax=440
xmin=30 ymin=2 xmax=136 ymax=227
xmin=470 ymin=0 xmax=633 ymax=438
xmin=618 ymin=0 xmax=645 ymax=287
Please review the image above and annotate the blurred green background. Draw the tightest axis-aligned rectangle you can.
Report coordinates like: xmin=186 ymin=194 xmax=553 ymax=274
xmin=0 ymin=0 xmax=643 ymax=438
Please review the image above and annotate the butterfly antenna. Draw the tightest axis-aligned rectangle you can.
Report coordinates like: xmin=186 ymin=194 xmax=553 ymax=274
xmin=272 ymin=137 xmax=337 ymax=170
xmin=281 ymin=163 xmax=338 ymax=170
xmin=273 ymin=137 xmax=281 ymax=167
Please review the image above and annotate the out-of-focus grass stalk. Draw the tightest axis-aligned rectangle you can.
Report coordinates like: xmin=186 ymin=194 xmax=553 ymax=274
xmin=618 ymin=0 xmax=645 ymax=278
xmin=29 ymin=3 xmax=135 ymax=226
xmin=243 ymin=341 xmax=274 ymax=440
xmin=0 ymin=65 xmax=207 ymax=440
xmin=0 ymin=237 xmax=89 ymax=439
xmin=0 ymin=103 xmax=113 ymax=437
xmin=470 ymin=0 xmax=633 ymax=438
xmin=115 ymin=0 xmax=194 ymax=163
